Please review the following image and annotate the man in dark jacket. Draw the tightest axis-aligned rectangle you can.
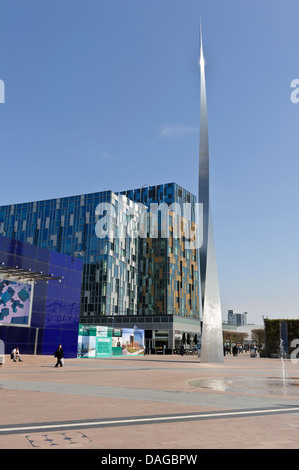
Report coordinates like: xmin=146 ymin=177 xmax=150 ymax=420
xmin=54 ymin=344 xmax=64 ymax=367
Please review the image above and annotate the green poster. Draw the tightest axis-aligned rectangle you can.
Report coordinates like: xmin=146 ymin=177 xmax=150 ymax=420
xmin=78 ymin=325 xmax=97 ymax=336
xmin=96 ymin=337 xmax=112 ymax=358
xmin=112 ymin=347 xmax=122 ymax=357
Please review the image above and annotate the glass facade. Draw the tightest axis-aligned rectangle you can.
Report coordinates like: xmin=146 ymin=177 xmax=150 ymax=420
xmin=0 ymin=235 xmax=82 ymax=357
xmin=0 ymin=182 xmax=199 ymax=325
xmin=0 ymin=191 xmax=140 ymax=320
xmin=119 ymin=183 xmax=200 ymax=319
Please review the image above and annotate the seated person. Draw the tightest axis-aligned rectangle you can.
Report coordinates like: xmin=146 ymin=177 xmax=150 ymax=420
xmin=11 ymin=347 xmax=22 ymax=362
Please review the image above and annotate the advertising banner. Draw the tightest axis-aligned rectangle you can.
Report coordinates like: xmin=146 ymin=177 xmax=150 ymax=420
xmin=0 ymin=278 xmax=33 ymax=326
xmin=77 ymin=324 xmax=145 ymax=358
xmin=77 ymin=325 xmax=97 ymax=358
xmin=121 ymin=327 xmax=145 ymax=356
xmin=96 ymin=336 xmax=112 ymax=358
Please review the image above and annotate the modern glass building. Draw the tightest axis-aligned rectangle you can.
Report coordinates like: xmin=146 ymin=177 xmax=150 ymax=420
xmin=227 ymin=309 xmax=248 ymax=327
xmin=0 ymin=183 xmax=201 ymax=352
xmin=0 ymin=191 xmax=140 ymax=318
xmin=119 ymin=183 xmax=199 ymax=316
xmin=0 ymin=235 xmax=82 ymax=357
xmin=118 ymin=183 xmax=200 ymax=351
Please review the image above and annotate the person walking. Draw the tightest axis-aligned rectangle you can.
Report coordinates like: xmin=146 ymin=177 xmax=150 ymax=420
xmin=54 ymin=344 xmax=64 ymax=367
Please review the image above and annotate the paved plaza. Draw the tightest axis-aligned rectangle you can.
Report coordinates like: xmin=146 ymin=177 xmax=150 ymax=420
xmin=1 ymin=352 xmax=299 ymax=450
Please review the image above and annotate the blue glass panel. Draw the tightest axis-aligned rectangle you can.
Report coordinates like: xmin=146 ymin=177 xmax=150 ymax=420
xmin=0 ymin=237 xmax=15 ymax=253
xmin=32 ymin=296 xmax=47 ymax=312
xmin=61 ymin=313 xmax=80 ymax=329
xmin=0 ymin=253 xmax=15 ymax=266
xmin=64 ymin=287 xmax=80 ymax=302
xmin=0 ymin=234 xmax=83 ymax=358
xmin=15 ymin=242 xmax=38 ymax=259
xmin=46 ymin=282 xmax=64 ymax=299
xmin=34 ymin=283 xmax=48 ymax=298
xmin=73 ymin=258 xmax=83 ymax=272
xmin=46 ymin=299 xmax=64 ymax=315
xmin=50 ymin=251 xmax=67 ymax=267
xmin=30 ymin=313 xmax=45 ymax=328
xmin=44 ymin=314 xmax=62 ymax=329
xmin=35 ymin=261 xmax=49 ymax=274
xmin=42 ymin=329 xmax=61 ymax=349
xmin=48 ymin=265 xmax=65 ymax=278
xmin=61 ymin=329 xmax=78 ymax=345
xmin=14 ymin=256 xmax=35 ymax=270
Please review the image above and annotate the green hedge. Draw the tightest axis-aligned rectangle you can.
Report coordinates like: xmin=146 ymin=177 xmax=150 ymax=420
xmin=264 ymin=319 xmax=299 ymax=358
xmin=264 ymin=320 xmax=280 ymax=357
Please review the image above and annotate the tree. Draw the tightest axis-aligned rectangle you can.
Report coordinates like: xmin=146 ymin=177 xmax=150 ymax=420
xmin=222 ymin=330 xmax=235 ymax=351
xmin=251 ymin=328 xmax=265 ymax=350
xmin=222 ymin=330 xmax=249 ymax=351
xmin=235 ymin=332 xmax=249 ymax=349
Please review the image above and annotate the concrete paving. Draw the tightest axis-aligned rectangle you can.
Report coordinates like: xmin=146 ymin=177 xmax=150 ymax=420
xmin=1 ymin=352 xmax=299 ymax=449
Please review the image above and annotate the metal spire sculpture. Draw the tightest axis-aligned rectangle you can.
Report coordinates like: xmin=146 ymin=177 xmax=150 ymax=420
xmin=198 ymin=21 xmax=224 ymax=363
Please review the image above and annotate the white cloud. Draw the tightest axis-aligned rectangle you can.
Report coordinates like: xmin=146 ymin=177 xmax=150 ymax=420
xmin=159 ymin=126 xmax=198 ymax=138
xmin=142 ymin=125 xmax=198 ymax=144
xmin=100 ymin=152 xmax=115 ymax=160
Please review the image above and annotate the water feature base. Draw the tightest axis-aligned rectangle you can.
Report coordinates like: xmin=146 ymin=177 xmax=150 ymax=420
xmin=189 ymin=377 xmax=299 ymax=396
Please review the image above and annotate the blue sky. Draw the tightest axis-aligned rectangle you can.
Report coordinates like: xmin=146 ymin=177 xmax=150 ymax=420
xmin=0 ymin=0 xmax=298 ymax=324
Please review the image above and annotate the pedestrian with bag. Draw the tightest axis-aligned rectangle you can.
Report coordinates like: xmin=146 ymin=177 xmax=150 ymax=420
xmin=54 ymin=344 xmax=64 ymax=367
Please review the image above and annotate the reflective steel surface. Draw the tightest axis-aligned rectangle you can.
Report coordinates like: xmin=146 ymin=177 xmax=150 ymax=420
xmin=198 ymin=22 xmax=224 ymax=363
